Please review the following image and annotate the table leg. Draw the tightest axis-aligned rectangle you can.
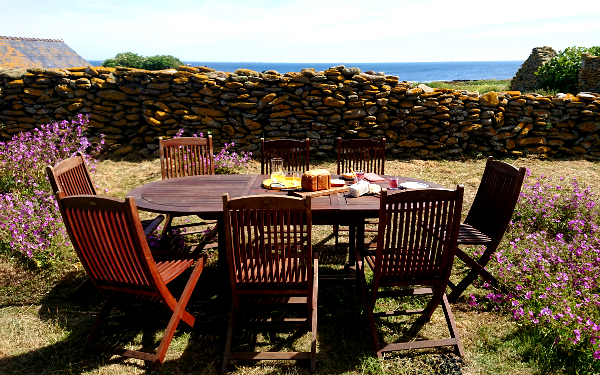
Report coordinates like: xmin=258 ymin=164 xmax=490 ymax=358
xmin=349 ymin=225 xmax=356 ymax=266
xmin=217 ymin=217 xmax=230 ymax=291
xmin=356 ymin=220 xmax=365 ymax=261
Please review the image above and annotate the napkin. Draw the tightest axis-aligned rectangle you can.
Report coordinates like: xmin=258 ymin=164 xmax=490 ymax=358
xmin=364 ymin=173 xmax=385 ymax=182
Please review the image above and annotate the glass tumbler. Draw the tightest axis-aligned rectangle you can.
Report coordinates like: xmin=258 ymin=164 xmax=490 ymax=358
xmin=270 ymin=158 xmax=284 ymax=183
xmin=388 ymin=176 xmax=399 ymax=190
xmin=355 ymin=170 xmax=365 ymax=182
xmin=290 ymin=170 xmax=301 ymax=187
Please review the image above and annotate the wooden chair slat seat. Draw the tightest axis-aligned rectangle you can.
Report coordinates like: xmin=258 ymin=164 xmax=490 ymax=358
xmin=457 ymin=223 xmax=492 ymax=244
xmin=222 ymin=194 xmax=318 ymax=372
xmin=355 ymin=186 xmax=465 ymax=359
xmin=448 ymin=157 xmax=526 ymax=302
xmin=55 ymin=193 xmax=206 ymax=370
xmin=261 ymin=137 xmax=310 ymax=174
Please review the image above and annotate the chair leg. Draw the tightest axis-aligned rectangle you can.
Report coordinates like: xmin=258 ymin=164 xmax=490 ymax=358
xmin=310 ymin=301 xmax=317 ymax=372
xmin=440 ymin=294 xmax=465 ymax=357
xmin=152 ymin=257 xmax=205 ymax=369
xmin=310 ymin=255 xmax=318 ymax=372
xmin=222 ymin=305 xmax=236 ymax=373
xmin=355 ymin=249 xmax=382 ymax=358
xmin=449 ymin=248 xmax=499 ymax=303
xmin=421 ymin=285 xmax=446 ymax=321
xmin=333 ymin=224 xmax=339 ymax=250
xmin=83 ymin=295 xmax=119 ymax=355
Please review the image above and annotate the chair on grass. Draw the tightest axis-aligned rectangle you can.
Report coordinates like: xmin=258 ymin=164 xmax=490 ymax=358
xmin=355 ymin=186 xmax=465 ymax=358
xmin=447 ymin=157 xmax=526 ymax=302
xmin=55 ymin=192 xmax=206 ymax=370
xmin=260 ymin=137 xmax=310 ymax=174
xmin=221 ymin=193 xmax=318 ymax=372
xmin=159 ymin=136 xmax=217 ymax=246
xmin=335 ymin=137 xmax=386 ymax=253
xmin=46 ymin=152 xmax=164 ymax=236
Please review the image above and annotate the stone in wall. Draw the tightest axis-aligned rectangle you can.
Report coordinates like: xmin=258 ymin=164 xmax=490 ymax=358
xmin=510 ymin=46 xmax=556 ymax=92
xmin=1 ymin=64 xmax=600 ymax=160
xmin=578 ymin=53 xmax=600 ymax=94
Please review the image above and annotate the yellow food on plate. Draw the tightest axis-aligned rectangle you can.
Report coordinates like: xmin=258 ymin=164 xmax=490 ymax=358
xmin=342 ymin=172 xmax=355 ymax=180
xmin=263 ymin=179 xmax=297 ymax=189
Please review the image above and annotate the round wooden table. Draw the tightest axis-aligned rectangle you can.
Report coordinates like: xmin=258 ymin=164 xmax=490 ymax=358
xmin=127 ymin=174 xmax=444 ymax=280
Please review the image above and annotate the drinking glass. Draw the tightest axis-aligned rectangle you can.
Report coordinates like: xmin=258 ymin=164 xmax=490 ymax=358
xmin=290 ymin=170 xmax=301 ymax=187
xmin=270 ymin=158 xmax=284 ymax=183
xmin=388 ymin=176 xmax=399 ymax=190
xmin=355 ymin=170 xmax=365 ymax=182
xmin=285 ymin=170 xmax=302 ymax=188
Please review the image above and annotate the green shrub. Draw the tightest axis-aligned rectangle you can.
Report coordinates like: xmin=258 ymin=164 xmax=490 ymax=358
xmin=102 ymin=52 xmax=146 ymax=69
xmin=536 ymin=46 xmax=600 ymax=93
xmin=143 ymin=55 xmax=184 ymax=70
xmin=102 ymin=52 xmax=184 ymax=70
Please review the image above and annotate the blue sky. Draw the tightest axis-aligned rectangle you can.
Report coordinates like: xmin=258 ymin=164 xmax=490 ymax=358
xmin=2 ymin=0 xmax=600 ymax=62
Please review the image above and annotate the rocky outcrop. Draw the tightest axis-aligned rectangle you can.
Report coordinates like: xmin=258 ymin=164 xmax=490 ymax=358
xmin=579 ymin=54 xmax=600 ymax=94
xmin=1 ymin=65 xmax=600 ymax=160
xmin=510 ymin=47 xmax=556 ymax=92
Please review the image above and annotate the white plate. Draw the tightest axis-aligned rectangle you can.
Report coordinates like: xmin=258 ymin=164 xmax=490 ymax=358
xmin=399 ymin=181 xmax=429 ymax=189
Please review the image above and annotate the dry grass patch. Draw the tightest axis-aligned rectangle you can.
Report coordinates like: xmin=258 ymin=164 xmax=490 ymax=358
xmin=2 ymin=156 xmax=600 ymax=374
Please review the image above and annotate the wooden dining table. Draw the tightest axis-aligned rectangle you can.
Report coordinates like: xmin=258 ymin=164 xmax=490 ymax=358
xmin=127 ymin=174 xmax=444 ymax=281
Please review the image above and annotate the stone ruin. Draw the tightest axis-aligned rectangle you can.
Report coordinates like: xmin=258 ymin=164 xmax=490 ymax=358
xmin=510 ymin=46 xmax=557 ymax=92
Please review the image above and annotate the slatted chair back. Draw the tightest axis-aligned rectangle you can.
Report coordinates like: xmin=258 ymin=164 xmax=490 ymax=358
xmin=46 ymin=152 xmax=96 ymax=196
xmin=463 ymin=156 xmax=526 ymax=242
xmin=56 ymin=193 xmax=165 ymax=296
xmin=356 ymin=186 xmax=465 ymax=359
xmin=261 ymin=138 xmax=311 ymax=174
xmin=159 ymin=136 xmax=214 ymax=179
xmin=337 ymin=137 xmax=386 ymax=175
xmin=221 ymin=193 xmax=318 ymax=372
xmin=371 ymin=187 xmax=463 ymax=296
xmin=222 ymin=194 xmax=313 ymax=307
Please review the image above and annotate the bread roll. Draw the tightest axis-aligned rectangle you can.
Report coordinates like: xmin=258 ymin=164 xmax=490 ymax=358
xmin=301 ymin=169 xmax=331 ymax=191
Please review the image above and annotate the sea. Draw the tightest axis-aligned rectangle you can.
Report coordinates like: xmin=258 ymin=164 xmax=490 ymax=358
xmin=87 ymin=61 xmax=523 ymax=82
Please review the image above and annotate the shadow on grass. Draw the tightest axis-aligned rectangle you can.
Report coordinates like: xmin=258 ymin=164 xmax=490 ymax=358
xmin=1 ymin=240 xmax=495 ymax=374
xmin=0 ymin=256 xmax=374 ymax=374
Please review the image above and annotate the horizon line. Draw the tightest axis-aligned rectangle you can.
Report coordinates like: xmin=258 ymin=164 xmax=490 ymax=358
xmin=85 ymin=59 xmax=524 ymax=64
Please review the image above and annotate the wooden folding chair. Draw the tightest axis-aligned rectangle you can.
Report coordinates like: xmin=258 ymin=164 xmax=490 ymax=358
xmin=355 ymin=186 xmax=465 ymax=358
xmin=260 ymin=137 xmax=310 ymax=174
xmin=335 ymin=137 xmax=386 ymax=254
xmin=221 ymin=193 xmax=318 ymax=372
xmin=55 ymin=193 xmax=206 ymax=370
xmin=159 ymin=136 xmax=217 ymax=246
xmin=447 ymin=157 xmax=526 ymax=302
xmin=46 ymin=152 xmax=164 ymax=236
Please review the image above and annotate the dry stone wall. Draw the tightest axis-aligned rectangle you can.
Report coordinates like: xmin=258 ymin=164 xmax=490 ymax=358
xmin=510 ymin=46 xmax=557 ymax=92
xmin=1 ymin=65 xmax=600 ymax=160
xmin=579 ymin=54 xmax=600 ymax=94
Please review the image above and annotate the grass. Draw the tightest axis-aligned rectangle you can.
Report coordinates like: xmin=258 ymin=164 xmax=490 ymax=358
xmin=419 ymin=79 xmax=511 ymax=94
xmin=418 ymin=80 xmax=560 ymax=96
xmin=2 ymin=155 xmax=600 ymax=374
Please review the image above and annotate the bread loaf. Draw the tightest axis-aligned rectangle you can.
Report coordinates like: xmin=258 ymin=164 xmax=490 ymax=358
xmin=301 ymin=169 xmax=331 ymax=191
